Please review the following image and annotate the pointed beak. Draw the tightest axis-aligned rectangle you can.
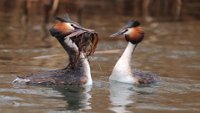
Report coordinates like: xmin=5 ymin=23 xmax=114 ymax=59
xmin=76 ymin=26 xmax=94 ymax=33
xmin=110 ymin=28 xmax=127 ymax=37
xmin=55 ymin=16 xmax=94 ymax=33
xmin=73 ymin=24 xmax=94 ymax=33
xmin=110 ymin=20 xmax=138 ymax=38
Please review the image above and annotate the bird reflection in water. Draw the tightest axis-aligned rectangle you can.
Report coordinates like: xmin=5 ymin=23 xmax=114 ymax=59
xmin=52 ymin=85 xmax=92 ymax=111
xmin=109 ymin=81 xmax=135 ymax=113
xmin=109 ymin=81 xmax=159 ymax=113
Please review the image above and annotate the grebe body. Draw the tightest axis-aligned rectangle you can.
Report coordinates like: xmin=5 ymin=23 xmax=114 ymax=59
xmin=109 ymin=20 xmax=158 ymax=85
xmin=13 ymin=52 xmax=92 ymax=86
xmin=13 ymin=15 xmax=98 ymax=86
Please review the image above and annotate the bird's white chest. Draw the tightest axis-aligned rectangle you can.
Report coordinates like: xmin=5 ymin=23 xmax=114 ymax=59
xmin=81 ymin=54 xmax=92 ymax=86
xmin=109 ymin=43 xmax=137 ymax=84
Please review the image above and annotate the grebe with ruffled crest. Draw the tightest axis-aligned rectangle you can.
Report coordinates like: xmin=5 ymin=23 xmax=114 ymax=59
xmin=13 ymin=14 xmax=99 ymax=86
xmin=109 ymin=20 xmax=159 ymax=85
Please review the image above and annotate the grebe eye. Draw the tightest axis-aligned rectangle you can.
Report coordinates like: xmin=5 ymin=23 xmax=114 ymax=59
xmin=71 ymin=24 xmax=79 ymax=29
xmin=122 ymin=29 xmax=128 ymax=34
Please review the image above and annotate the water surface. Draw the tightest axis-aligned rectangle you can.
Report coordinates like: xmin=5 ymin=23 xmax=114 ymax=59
xmin=0 ymin=1 xmax=200 ymax=113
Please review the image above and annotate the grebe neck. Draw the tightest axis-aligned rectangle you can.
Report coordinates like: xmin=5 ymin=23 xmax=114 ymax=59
xmin=110 ymin=42 xmax=137 ymax=84
xmin=57 ymin=37 xmax=79 ymax=67
xmin=59 ymin=37 xmax=92 ymax=85
xmin=119 ymin=42 xmax=135 ymax=63
xmin=79 ymin=53 xmax=92 ymax=86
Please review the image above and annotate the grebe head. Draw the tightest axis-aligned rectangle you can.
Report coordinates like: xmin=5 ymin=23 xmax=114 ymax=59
xmin=49 ymin=14 xmax=93 ymax=38
xmin=49 ymin=14 xmax=99 ymax=58
xmin=110 ymin=20 xmax=144 ymax=45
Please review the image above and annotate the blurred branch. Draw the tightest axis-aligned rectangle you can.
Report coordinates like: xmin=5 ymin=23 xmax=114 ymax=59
xmin=174 ymin=0 xmax=182 ymax=20
xmin=50 ymin=0 xmax=59 ymax=15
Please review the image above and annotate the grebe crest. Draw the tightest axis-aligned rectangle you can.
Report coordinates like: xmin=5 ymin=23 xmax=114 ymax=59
xmin=13 ymin=14 xmax=99 ymax=86
xmin=109 ymin=20 xmax=158 ymax=85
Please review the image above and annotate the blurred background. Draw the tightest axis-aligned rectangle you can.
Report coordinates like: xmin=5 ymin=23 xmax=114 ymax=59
xmin=0 ymin=0 xmax=200 ymax=113
xmin=0 ymin=0 xmax=199 ymax=45
xmin=0 ymin=0 xmax=200 ymax=47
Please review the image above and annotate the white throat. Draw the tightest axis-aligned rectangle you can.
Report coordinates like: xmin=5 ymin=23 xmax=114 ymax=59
xmin=80 ymin=53 xmax=92 ymax=86
xmin=109 ymin=42 xmax=137 ymax=84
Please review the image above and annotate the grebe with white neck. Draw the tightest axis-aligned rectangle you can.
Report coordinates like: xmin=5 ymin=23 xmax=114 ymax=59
xmin=109 ymin=20 xmax=158 ymax=85
xmin=13 ymin=14 xmax=99 ymax=86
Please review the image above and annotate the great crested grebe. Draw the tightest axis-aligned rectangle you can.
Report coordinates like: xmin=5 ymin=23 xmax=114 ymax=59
xmin=13 ymin=15 xmax=99 ymax=86
xmin=109 ymin=20 xmax=158 ymax=85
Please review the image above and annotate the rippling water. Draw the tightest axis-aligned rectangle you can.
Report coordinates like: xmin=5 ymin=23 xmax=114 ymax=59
xmin=0 ymin=1 xmax=200 ymax=113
